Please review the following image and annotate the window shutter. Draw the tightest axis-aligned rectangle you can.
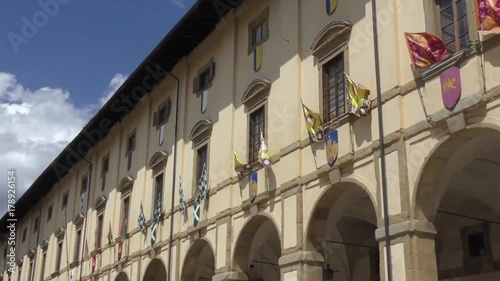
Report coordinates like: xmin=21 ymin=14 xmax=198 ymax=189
xmin=193 ymin=75 xmax=200 ymax=93
xmin=153 ymin=111 xmax=159 ymax=126
xmin=209 ymin=60 xmax=216 ymax=83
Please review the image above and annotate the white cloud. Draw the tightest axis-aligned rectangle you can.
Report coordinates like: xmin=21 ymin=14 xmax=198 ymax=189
xmin=171 ymin=0 xmax=185 ymax=9
xmin=0 ymin=72 xmax=125 ymax=216
xmin=99 ymin=73 xmax=128 ymax=106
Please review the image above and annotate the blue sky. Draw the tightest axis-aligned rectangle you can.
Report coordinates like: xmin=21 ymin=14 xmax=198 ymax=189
xmin=0 ymin=0 xmax=195 ymax=214
xmin=1 ymin=0 xmax=194 ymax=106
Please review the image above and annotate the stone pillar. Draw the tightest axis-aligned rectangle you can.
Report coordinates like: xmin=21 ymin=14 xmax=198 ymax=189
xmin=212 ymin=271 xmax=248 ymax=281
xmin=278 ymin=251 xmax=324 ymax=281
xmin=375 ymin=220 xmax=439 ymax=281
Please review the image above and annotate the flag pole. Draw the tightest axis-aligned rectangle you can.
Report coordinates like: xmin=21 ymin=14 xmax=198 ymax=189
xmin=78 ymin=159 xmax=92 ymax=281
xmin=370 ymin=0 xmax=393 ymax=280
xmin=64 ymin=209 xmax=71 ymax=281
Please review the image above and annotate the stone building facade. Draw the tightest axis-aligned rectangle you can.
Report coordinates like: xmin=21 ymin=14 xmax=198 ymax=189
xmin=1 ymin=0 xmax=500 ymax=281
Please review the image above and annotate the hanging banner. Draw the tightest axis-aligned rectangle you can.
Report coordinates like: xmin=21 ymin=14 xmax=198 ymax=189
xmin=477 ymin=0 xmax=500 ymax=31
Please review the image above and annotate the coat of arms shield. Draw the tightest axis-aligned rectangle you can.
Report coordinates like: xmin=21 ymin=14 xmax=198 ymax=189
xmin=440 ymin=66 xmax=462 ymax=110
xmin=325 ymin=130 xmax=339 ymax=168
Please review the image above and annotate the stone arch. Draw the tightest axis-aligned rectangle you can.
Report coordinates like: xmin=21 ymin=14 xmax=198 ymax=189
xmin=412 ymin=126 xmax=500 ymax=222
xmin=305 ymin=180 xmax=378 ymax=252
xmin=114 ymin=271 xmax=129 ymax=281
xmin=305 ymin=181 xmax=379 ymax=281
xmin=181 ymin=238 xmax=215 ymax=281
xmin=232 ymin=214 xmax=282 ymax=280
xmin=143 ymin=258 xmax=167 ymax=281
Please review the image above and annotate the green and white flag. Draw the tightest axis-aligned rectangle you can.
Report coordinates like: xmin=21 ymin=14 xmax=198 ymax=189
xmin=138 ymin=202 xmax=147 ymax=235
xmin=197 ymin=163 xmax=208 ymax=201
xmin=179 ymin=176 xmax=187 ymax=215
xmin=150 ymin=194 xmax=162 ymax=246
xmin=193 ymin=194 xmax=201 ymax=227
xmin=193 ymin=163 xmax=208 ymax=227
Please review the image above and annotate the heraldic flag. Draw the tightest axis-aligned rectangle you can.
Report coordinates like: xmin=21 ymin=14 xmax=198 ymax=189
xmin=477 ymin=0 xmax=500 ymax=31
xmin=233 ymin=150 xmax=249 ymax=172
xmin=301 ymin=102 xmax=324 ymax=142
xmin=118 ymin=213 xmax=127 ymax=260
xmin=179 ymin=176 xmax=188 ymax=215
xmin=404 ymin=32 xmax=447 ymax=69
xmin=194 ymin=163 xmax=208 ymax=227
xmin=258 ymin=132 xmax=272 ymax=168
xmin=151 ymin=193 xmax=162 ymax=246
xmin=345 ymin=74 xmax=371 ymax=117
xmin=138 ymin=201 xmax=147 ymax=235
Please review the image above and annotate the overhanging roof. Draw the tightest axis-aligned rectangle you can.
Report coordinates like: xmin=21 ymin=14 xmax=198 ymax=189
xmin=0 ymin=0 xmax=244 ymax=233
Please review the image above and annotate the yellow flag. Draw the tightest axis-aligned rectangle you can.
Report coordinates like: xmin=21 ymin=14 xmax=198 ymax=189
xmin=233 ymin=150 xmax=248 ymax=172
xmin=345 ymin=74 xmax=371 ymax=117
xmin=301 ymin=102 xmax=324 ymax=142
xmin=258 ymin=132 xmax=272 ymax=168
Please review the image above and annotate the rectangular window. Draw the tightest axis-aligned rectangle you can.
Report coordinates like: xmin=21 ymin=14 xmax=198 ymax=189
xmin=55 ymin=241 xmax=63 ymax=271
xmin=126 ymin=130 xmax=136 ymax=171
xmin=127 ymin=132 xmax=136 ymax=154
xmin=47 ymin=204 xmax=53 ymax=222
xmin=22 ymin=227 xmax=27 ymax=243
xmin=438 ymin=0 xmax=469 ymax=52
xmin=40 ymin=251 xmax=46 ymax=281
xmin=468 ymin=232 xmax=487 ymax=257
xmin=249 ymin=107 xmax=265 ymax=163
xmin=97 ymin=214 xmax=104 ymax=249
xmin=196 ymin=146 xmax=208 ymax=183
xmin=28 ymin=258 xmax=34 ymax=281
xmin=248 ymin=8 xmax=269 ymax=53
xmin=192 ymin=59 xmax=216 ymax=94
xmin=101 ymin=154 xmax=109 ymax=191
xmin=153 ymin=174 xmax=164 ymax=211
xmin=81 ymin=175 xmax=88 ymax=195
xmin=74 ymin=229 xmax=82 ymax=262
xmin=122 ymin=197 xmax=130 ymax=232
xmin=61 ymin=192 xmax=69 ymax=210
xmin=153 ymin=99 xmax=172 ymax=128
xmin=33 ymin=216 xmax=39 ymax=233
xmin=322 ymin=53 xmax=346 ymax=123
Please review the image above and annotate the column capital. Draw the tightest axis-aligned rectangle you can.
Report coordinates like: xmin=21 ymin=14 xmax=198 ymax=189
xmin=212 ymin=271 xmax=248 ymax=281
xmin=375 ymin=219 xmax=436 ymax=241
xmin=278 ymin=250 xmax=324 ymax=268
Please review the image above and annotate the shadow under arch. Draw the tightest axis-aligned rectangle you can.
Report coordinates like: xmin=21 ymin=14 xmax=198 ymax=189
xmin=305 ymin=180 xmax=378 ymax=252
xmin=114 ymin=271 xmax=129 ymax=281
xmin=412 ymin=126 xmax=500 ymax=223
xmin=232 ymin=214 xmax=281 ymax=280
xmin=181 ymin=238 xmax=215 ymax=281
xmin=143 ymin=258 xmax=167 ymax=281
xmin=305 ymin=181 xmax=379 ymax=281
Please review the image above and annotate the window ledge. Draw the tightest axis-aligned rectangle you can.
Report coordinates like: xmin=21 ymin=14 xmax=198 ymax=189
xmin=323 ymin=113 xmax=350 ymax=132
xmin=419 ymin=42 xmax=481 ymax=81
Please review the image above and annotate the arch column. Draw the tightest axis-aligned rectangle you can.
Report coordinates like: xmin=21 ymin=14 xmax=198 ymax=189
xmin=279 ymin=251 xmax=324 ymax=281
xmin=375 ymin=219 xmax=438 ymax=281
